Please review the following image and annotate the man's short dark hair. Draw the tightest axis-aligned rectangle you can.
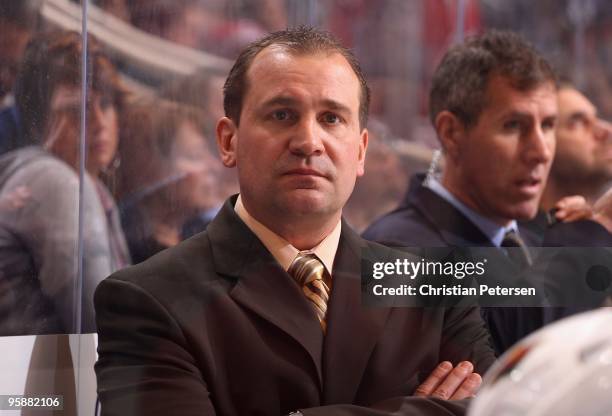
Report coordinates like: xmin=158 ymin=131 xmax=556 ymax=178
xmin=223 ymin=25 xmax=370 ymax=129
xmin=429 ymin=30 xmax=557 ymax=128
xmin=14 ymin=30 xmax=124 ymax=143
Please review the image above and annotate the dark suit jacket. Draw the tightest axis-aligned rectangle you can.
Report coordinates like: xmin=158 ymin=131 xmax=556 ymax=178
xmin=95 ymin=196 xmax=495 ymax=416
xmin=363 ymin=175 xmax=544 ymax=249
xmin=363 ymin=174 xmax=612 ymax=355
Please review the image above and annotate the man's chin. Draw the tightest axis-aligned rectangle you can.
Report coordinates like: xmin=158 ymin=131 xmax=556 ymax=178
xmin=276 ymin=191 xmax=338 ymax=217
xmin=504 ymin=201 xmax=540 ymax=222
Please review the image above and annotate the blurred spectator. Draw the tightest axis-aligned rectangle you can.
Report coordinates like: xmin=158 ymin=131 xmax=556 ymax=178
xmin=127 ymin=0 xmax=222 ymax=49
xmin=0 ymin=31 xmax=130 ymax=335
xmin=94 ymin=0 xmax=131 ymax=21
xmin=239 ymin=0 xmax=288 ymax=32
xmin=125 ymin=0 xmax=270 ymax=57
xmin=160 ymin=70 xmax=224 ymax=128
xmin=322 ymin=0 xmax=480 ymax=143
xmin=347 ymin=0 xmax=424 ymax=140
xmin=0 ymin=1 xmax=40 ymax=108
xmin=160 ymin=70 xmax=239 ymax=198
xmin=0 ymin=0 xmax=42 ymax=154
xmin=116 ymin=99 xmax=223 ymax=264
xmin=344 ymin=130 xmax=409 ymax=233
xmin=481 ymin=0 xmax=612 ymax=119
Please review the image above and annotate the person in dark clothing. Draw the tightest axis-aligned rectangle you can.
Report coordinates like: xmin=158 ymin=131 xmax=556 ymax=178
xmin=0 ymin=1 xmax=41 ymax=153
xmin=525 ymin=84 xmax=612 ymax=236
xmin=116 ymin=100 xmax=223 ymax=264
xmin=95 ymin=26 xmax=494 ymax=416
xmin=364 ymin=30 xmax=612 ymax=355
xmin=0 ymin=31 xmax=130 ymax=335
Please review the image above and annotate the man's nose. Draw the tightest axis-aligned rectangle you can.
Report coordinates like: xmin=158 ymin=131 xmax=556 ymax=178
xmin=594 ymin=118 xmax=612 ymax=142
xmin=524 ymin=125 xmax=554 ymax=164
xmin=289 ymin=117 xmax=325 ymax=157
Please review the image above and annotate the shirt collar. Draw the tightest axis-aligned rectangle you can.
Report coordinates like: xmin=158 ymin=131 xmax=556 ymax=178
xmin=234 ymin=195 xmax=341 ymax=274
xmin=425 ymin=177 xmax=518 ymax=247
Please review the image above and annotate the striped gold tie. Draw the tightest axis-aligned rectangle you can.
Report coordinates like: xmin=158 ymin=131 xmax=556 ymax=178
xmin=288 ymin=253 xmax=331 ymax=333
xmin=501 ymin=230 xmax=533 ymax=270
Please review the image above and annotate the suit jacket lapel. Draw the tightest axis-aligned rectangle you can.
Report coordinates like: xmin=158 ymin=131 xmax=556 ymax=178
xmin=322 ymin=222 xmax=391 ymax=404
xmin=406 ymin=175 xmax=527 ymax=274
xmin=518 ymin=223 xmax=542 ymax=247
xmin=405 ymin=175 xmax=495 ymax=247
xmin=207 ymin=197 xmax=325 ymax=388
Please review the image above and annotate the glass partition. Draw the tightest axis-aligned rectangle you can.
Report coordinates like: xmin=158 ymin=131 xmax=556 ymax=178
xmin=0 ymin=0 xmax=610 ymax=414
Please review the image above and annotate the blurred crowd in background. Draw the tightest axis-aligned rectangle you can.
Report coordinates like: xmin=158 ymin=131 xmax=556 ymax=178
xmin=0 ymin=0 xmax=611 ymax=336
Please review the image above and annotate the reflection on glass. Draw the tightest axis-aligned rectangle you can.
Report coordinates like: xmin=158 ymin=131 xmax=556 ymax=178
xmin=0 ymin=0 xmax=607 ymax=336
xmin=96 ymin=0 xmax=286 ymax=56
xmin=116 ymin=100 xmax=224 ymax=264
xmin=0 ymin=2 xmax=39 ymax=109
xmin=0 ymin=31 xmax=129 ymax=335
xmin=0 ymin=1 xmax=40 ymax=152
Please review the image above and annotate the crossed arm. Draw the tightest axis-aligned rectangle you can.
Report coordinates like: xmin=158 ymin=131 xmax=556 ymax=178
xmin=96 ymin=274 xmax=489 ymax=416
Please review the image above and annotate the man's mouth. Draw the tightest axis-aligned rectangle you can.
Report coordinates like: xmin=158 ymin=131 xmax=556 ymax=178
xmin=515 ymin=177 xmax=542 ymax=196
xmin=284 ymin=168 xmax=326 ymax=178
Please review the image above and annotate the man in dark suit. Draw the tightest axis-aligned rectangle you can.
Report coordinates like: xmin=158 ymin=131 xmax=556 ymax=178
xmin=525 ymin=84 xmax=612 ymax=235
xmin=364 ymin=31 xmax=612 ymax=354
xmin=95 ymin=27 xmax=495 ymax=416
xmin=541 ymin=84 xmax=612 ymax=211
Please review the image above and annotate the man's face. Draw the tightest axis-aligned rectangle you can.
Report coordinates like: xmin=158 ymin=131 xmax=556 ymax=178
xmin=220 ymin=47 xmax=367 ymax=227
xmin=552 ymin=87 xmax=612 ymax=183
xmin=450 ymin=75 xmax=558 ymax=224
xmin=45 ymin=84 xmax=119 ymax=177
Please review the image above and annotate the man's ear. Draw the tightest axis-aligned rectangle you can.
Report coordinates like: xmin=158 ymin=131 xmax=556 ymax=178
xmin=356 ymin=128 xmax=369 ymax=177
xmin=216 ymin=117 xmax=238 ymax=167
xmin=434 ymin=111 xmax=466 ymax=160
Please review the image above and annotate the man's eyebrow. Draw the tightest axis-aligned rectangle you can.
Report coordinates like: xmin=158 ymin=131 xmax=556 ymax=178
xmin=499 ymin=111 xmax=531 ymax=121
xmin=258 ymin=96 xmax=352 ymax=114
xmin=567 ymin=111 xmax=592 ymax=122
xmin=502 ymin=110 xmax=557 ymax=121
xmin=320 ymin=99 xmax=352 ymax=114
xmin=259 ymin=96 xmax=299 ymax=109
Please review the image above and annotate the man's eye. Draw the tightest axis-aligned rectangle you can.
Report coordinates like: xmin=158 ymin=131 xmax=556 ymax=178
xmin=322 ymin=113 xmax=341 ymax=124
xmin=272 ymin=110 xmax=291 ymax=121
xmin=541 ymin=118 xmax=557 ymax=131
xmin=503 ymin=120 xmax=521 ymax=131
xmin=567 ymin=116 xmax=589 ymax=130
